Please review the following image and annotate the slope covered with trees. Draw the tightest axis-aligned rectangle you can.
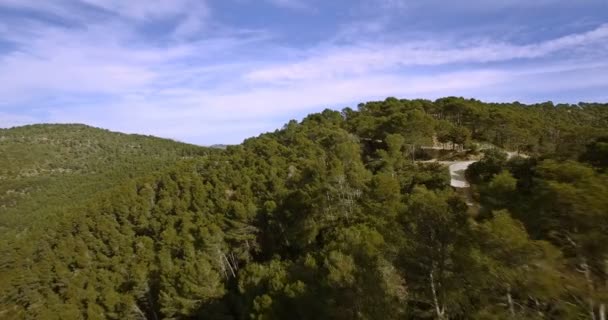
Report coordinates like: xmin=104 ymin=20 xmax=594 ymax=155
xmin=1 ymin=98 xmax=607 ymax=319
xmin=0 ymin=124 xmax=208 ymax=231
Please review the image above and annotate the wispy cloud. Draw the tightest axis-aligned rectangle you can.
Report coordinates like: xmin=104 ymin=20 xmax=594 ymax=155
xmin=0 ymin=0 xmax=204 ymax=19
xmin=375 ymin=0 xmax=607 ymax=11
xmin=245 ymin=24 xmax=608 ymax=83
xmin=0 ymin=0 xmax=77 ymax=19
xmin=0 ymin=0 xmax=210 ymax=38
xmin=264 ymin=0 xmax=311 ymax=10
xmin=79 ymin=0 xmax=201 ymax=20
xmin=82 ymin=0 xmax=210 ymax=39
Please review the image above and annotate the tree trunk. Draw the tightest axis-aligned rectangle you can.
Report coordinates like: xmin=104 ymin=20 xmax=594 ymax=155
xmin=430 ymin=269 xmax=446 ymax=320
xmin=599 ymin=304 xmax=605 ymax=320
xmin=133 ymin=304 xmax=148 ymax=320
xmin=569 ymin=236 xmax=598 ymax=320
xmin=580 ymin=258 xmax=597 ymax=320
xmin=222 ymin=252 xmax=236 ymax=277
xmin=411 ymin=145 xmax=416 ymax=162
xmin=507 ymin=284 xmax=515 ymax=318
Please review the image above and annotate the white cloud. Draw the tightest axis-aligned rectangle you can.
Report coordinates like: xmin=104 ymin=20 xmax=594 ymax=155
xmin=0 ymin=16 xmax=264 ymax=105
xmin=245 ymin=24 xmax=608 ymax=83
xmin=0 ymin=23 xmax=179 ymax=102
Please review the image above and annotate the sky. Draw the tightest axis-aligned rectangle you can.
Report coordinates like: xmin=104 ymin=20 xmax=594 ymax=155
xmin=0 ymin=0 xmax=607 ymax=145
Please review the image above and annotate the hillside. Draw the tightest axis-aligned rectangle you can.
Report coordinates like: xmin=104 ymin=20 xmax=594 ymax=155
xmin=0 ymin=124 xmax=209 ymax=231
xmin=1 ymin=98 xmax=607 ymax=319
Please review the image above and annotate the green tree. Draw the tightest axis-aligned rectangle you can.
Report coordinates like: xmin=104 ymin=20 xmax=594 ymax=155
xmin=399 ymin=187 xmax=468 ymax=319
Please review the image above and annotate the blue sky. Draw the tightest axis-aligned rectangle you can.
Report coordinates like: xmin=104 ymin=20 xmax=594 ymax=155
xmin=0 ymin=0 xmax=607 ymax=145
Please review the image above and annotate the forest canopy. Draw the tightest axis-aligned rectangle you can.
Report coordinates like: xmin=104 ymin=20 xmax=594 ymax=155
xmin=1 ymin=97 xmax=607 ymax=319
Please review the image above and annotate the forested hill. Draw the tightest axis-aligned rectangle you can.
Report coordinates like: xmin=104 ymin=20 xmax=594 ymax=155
xmin=0 ymin=123 xmax=209 ymax=231
xmin=1 ymin=98 xmax=607 ymax=319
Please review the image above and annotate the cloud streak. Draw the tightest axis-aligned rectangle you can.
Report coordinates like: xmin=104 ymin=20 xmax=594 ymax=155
xmin=245 ymin=24 xmax=608 ymax=83
xmin=265 ymin=0 xmax=311 ymax=10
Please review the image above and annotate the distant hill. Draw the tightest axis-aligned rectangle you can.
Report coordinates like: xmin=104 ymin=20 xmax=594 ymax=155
xmin=0 ymin=124 xmax=209 ymax=231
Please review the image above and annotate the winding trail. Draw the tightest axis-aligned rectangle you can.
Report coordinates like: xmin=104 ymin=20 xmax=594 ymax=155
xmin=418 ymin=159 xmax=477 ymax=188
xmin=448 ymin=161 xmax=477 ymax=188
xmin=429 ymin=151 xmax=524 ymax=188
xmin=418 ymin=147 xmax=526 ymax=206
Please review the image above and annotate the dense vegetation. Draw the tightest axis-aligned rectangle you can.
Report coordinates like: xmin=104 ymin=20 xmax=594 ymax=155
xmin=1 ymin=97 xmax=607 ymax=319
xmin=0 ymin=124 xmax=208 ymax=231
